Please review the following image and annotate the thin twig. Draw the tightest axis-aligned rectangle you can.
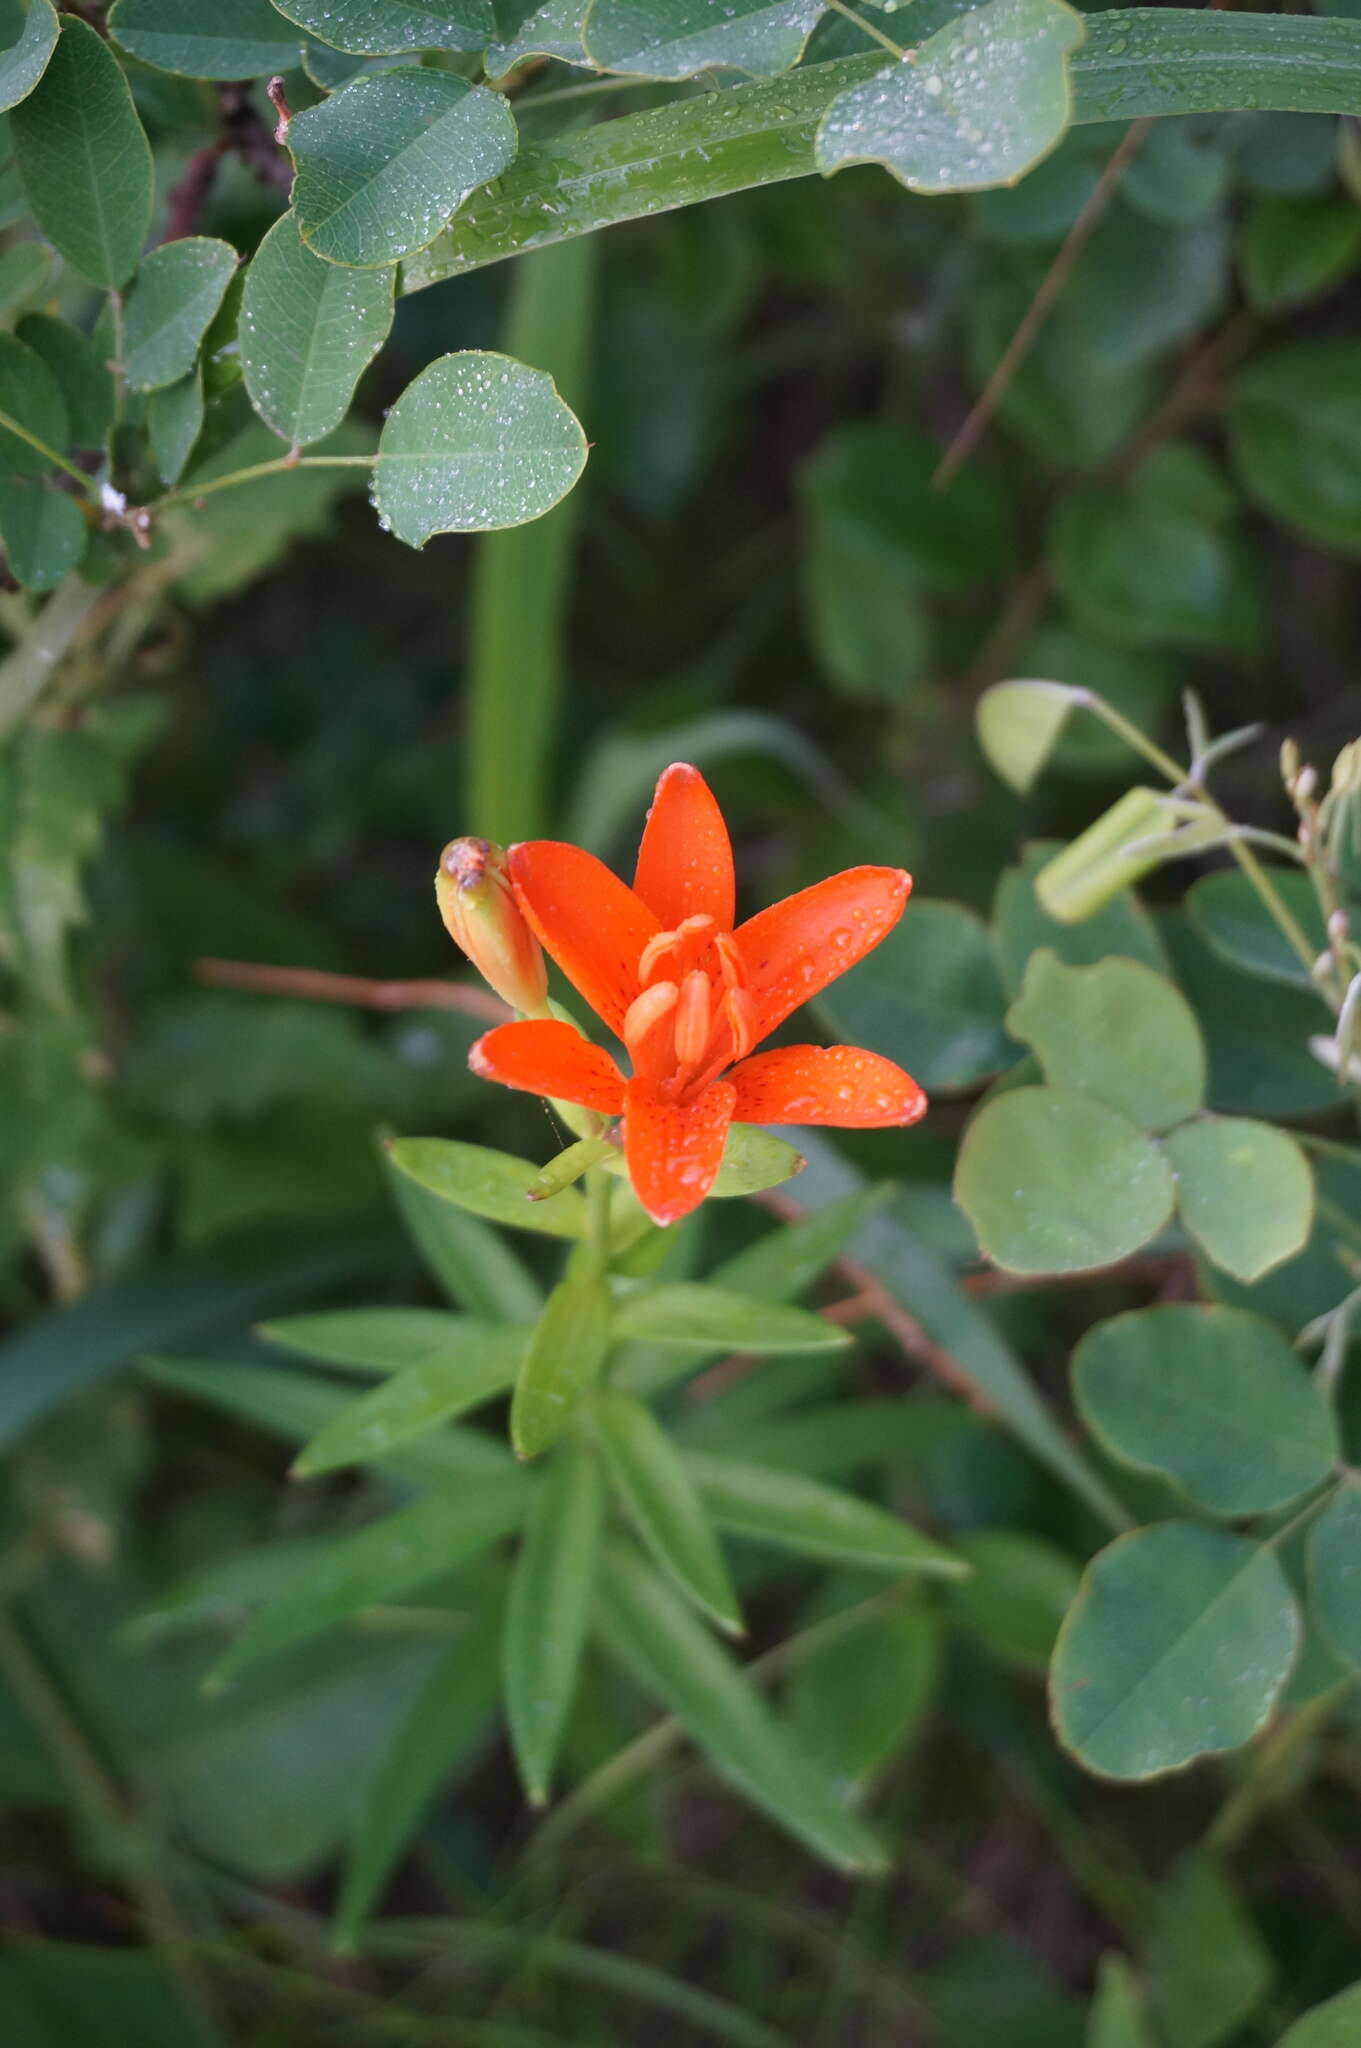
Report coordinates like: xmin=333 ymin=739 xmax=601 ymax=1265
xmin=933 ymin=120 xmax=1153 ymax=490
xmin=194 ymin=956 xmax=509 ymax=1024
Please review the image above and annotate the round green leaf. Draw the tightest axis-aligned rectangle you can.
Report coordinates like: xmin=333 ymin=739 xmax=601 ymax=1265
xmin=0 ymin=475 xmax=84 ymax=590
xmin=1229 ymin=340 xmax=1361 ymax=555
xmin=816 ymin=898 xmax=1014 ymax=1095
xmin=290 ymin=70 xmax=517 ymax=269
xmin=954 ymin=1086 xmax=1175 ymax=1276
xmin=1006 ymin=949 xmax=1205 ymax=1132
xmin=1073 ymin=1304 xmax=1338 ymax=1516
xmin=108 ymin=0 xmax=301 ymax=78
xmin=1050 ymin=1522 xmax=1301 ymax=1779
xmin=123 ymin=236 xmax=238 ymax=392
xmin=241 ymin=212 xmax=395 ymax=447
xmin=816 ymin=0 xmax=1086 ymax=195
xmin=1308 ymin=1482 xmax=1361 ymax=1673
xmin=0 ymin=0 xmax=57 ymax=113
xmin=16 ymin=314 xmax=113 ymax=448
xmin=1186 ymin=867 xmax=1326 ymax=991
xmin=272 ymin=0 xmax=495 ymax=54
xmin=373 ymin=350 xmax=587 ymax=544
xmin=1167 ymin=1116 xmax=1314 ymax=1282
xmin=584 ymin=0 xmax=824 ymax=79
xmin=11 ymin=17 xmax=153 ymax=288
xmin=976 ymin=678 xmax=1083 ymax=793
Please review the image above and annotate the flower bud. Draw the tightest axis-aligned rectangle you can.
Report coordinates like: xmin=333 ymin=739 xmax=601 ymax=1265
xmin=436 ymin=838 xmax=548 ymax=1015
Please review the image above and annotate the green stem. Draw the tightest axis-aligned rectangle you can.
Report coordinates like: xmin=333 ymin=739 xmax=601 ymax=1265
xmin=0 ymin=570 xmax=102 ymax=743
xmin=1083 ymin=692 xmax=1330 ymax=999
xmin=0 ymin=407 xmax=99 ymax=491
xmin=149 ymin=453 xmax=375 ymax=513
xmin=823 ymin=0 xmax=910 ymax=59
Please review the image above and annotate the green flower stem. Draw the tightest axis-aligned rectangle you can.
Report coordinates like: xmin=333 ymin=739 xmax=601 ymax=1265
xmin=1083 ymin=692 xmax=1330 ymax=1002
xmin=823 ymin=0 xmax=910 ymax=60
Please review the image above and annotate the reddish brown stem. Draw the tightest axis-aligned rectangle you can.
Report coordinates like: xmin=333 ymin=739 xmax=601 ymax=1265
xmin=194 ymin=957 xmax=509 ymax=1024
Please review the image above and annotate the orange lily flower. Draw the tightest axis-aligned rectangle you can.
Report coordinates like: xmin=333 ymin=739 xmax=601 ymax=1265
xmin=468 ymin=763 xmax=926 ymax=1226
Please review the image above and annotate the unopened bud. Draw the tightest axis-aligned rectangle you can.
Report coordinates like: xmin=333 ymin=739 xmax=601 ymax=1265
xmin=436 ymin=838 xmax=548 ymax=1015
xmin=1296 ymin=765 xmax=1318 ymax=804
xmin=1280 ymin=737 xmax=1301 ymax=788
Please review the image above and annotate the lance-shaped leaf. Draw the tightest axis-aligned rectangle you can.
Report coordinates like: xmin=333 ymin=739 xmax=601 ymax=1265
xmin=1073 ymin=1306 xmax=1338 ymax=1518
xmin=264 ymin=1306 xmax=480 ymax=1374
xmin=11 ymin=18 xmax=153 ymax=287
xmin=386 ymin=1134 xmax=587 ymax=1238
xmin=209 ymin=1476 xmax=531 ymax=1684
xmin=596 ymin=1545 xmax=888 ymax=1873
xmin=334 ymin=1598 xmax=503 ymax=1950
xmin=584 ymin=0 xmax=825 ymax=79
xmin=816 ymin=0 xmax=1085 ymax=195
xmin=273 ymin=0 xmax=495 ymax=54
xmin=614 ymin=1283 xmax=849 ymax=1355
xmin=685 ymin=1452 xmax=967 ymax=1578
xmin=242 ymin=213 xmax=395 ymax=447
xmin=503 ymin=1434 xmax=604 ymax=1803
xmin=0 ymin=0 xmax=57 ymax=113
xmin=374 ymin=350 xmax=587 ymax=544
xmin=108 ymin=0 xmax=302 ymax=78
xmin=292 ymin=1326 xmax=528 ymax=1473
xmin=1050 ymin=1522 xmax=1300 ymax=1779
xmin=383 ymin=1137 xmax=542 ymax=1320
xmin=511 ymin=1267 xmax=613 ymax=1459
xmin=592 ymin=1388 xmax=740 ymax=1631
xmin=290 ymin=70 xmax=517 ymax=269
xmin=123 ymin=237 xmax=238 ymax=392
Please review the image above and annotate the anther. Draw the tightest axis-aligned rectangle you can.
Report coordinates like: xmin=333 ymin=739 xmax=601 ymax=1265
xmin=673 ymin=971 xmax=712 ymax=1069
xmin=714 ymin=931 xmax=746 ymax=990
xmin=638 ymin=930 xmax=680 ymax=986
xmin=624 ymin=980 xmax=678 ymax=1053
xmin=723 ymin=986 xmax=757 ymax=1062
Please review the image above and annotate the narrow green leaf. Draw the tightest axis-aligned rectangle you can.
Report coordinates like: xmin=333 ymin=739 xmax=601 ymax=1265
xmin=383 ymin=1135 xmax=542 ymax=1318
xmin=291 ymin=70 xmax=517 ymax=268
xmin=0 ymin=0 xmax=56 ymax=112
xmin=504 ymin=1433 xmax=604 ymax=1803
xmin=1149 ymin=1853 xmax=1274 ymax=2048
xmin=408 ymin=18 xmax=1361 ymax=290
xmin=293 ymin=1326 xmax=528 ymax=1473
xmin=685 ymin=1451 xmax=966 ymax=1578
xmin=108 ymin=0 xmax=302 ymax=78
xmin=386 ymin=1134 xmax=586 ymax=1238
xmin=16 ymin=314 xmax=113 ymax=448
xmin=1307 ymin=1482 xmax=1361 ymax=1673
xmin=1007 ymin=950 xmax=1205 ymax=1132
xmin=1167 ymin=1117 xmax=1314 ymax=1281
xmin=0 ymin=1223 xmax=397 ymax=1449
xmin=1050 ymin=1523 xmax=1301 ymax=1778
xmin=146 ymin=367 xmax=204 ymax=486
xmin=511 ymin=1268 xmax=613 ymax=1459
xmin=1073 ymin=1305 xmax=1338 ymax=1517
xmin=592 ymin=1389 xmax=740 ymax=1631
xmin=374 ymin=349 xmax=588 ymax=544
xmin=955 ymin=1086 xmax=1176 ymax=1275
xmin=791 ymin=1599 xmax=939 ymax=1792
xmin=264 ymin=1306 xmax=480 ymax=1373
xmin=0 ymin=475 xmax=84 ymax=590
xmin=953 ymin=1530 xmax=1081 ymax=1671
xmin=11 ymin=18 xmax=153 ymax=287
xmin=273 ymin=0 xmax=495 ymax=54
xmin=584 ymin=0 xmax=824 ymax=79
xmin=614 ymin=1282 xmax=849 ymax=1355
xmin=209 ymin=1477 xmax=531 ymax=1684
xmin=123 ymin=237 xmax=238 ymax=392
xmin=596 ymin=1545 xmax=888 ymax=1873
xmin=817 ymin=0 xmax=1086 ymax=195
xmin=1278 ymin=1984 xmax=1361 ymax=2048
xmin=241 ymin=211 xmax=395 ymax=447
xmin=334 ymin=1601 xmax=502 ymax=1951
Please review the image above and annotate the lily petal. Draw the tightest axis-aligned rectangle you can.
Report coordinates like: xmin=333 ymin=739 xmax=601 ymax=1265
xmin=633 ymin=762 xmax=735 ymax=931
xmin=509 ymin=842 xmax=659 ymax=1036
xmin=736 ymin=867 xmax=911 ymax=1039
xmin=624 ymin=1077 xmax=735 ymax=1227
xmin=470 ymin=1020 xmax=626 ymax=1113
xmin=730 ymin=1045 xmax=926 ymax=1127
